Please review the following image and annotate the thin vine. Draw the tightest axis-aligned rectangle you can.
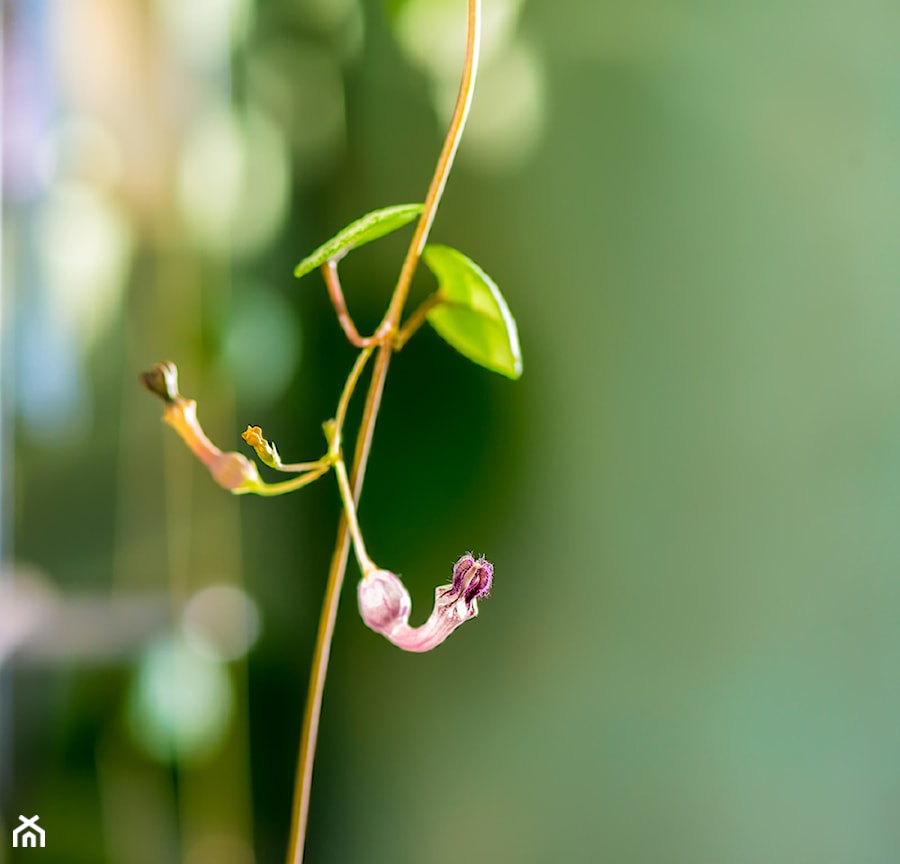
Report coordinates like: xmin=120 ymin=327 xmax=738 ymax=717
xmin=140 ymin=1 xmax=521 ymax=860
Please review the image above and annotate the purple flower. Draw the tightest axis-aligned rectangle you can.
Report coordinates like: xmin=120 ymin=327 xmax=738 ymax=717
xmin=451 ymin=553 xmax=493 ymax=603
xmin=357 ymin=555 xmax=493 ymax=652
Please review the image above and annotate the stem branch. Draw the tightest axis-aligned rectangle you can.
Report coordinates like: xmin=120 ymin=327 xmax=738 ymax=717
xmin=394 ymin=293 xmax=443 ymax=350
xmin=254 ymin=465 xmax=331 ymax=496
xmin=323 ymin=261 xmax=379 ymax=348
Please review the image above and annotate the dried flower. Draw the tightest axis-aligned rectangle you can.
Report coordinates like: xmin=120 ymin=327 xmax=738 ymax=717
xmin=139 ymin=361 xmax=180 ymax=403
xmin=140 ymin=363 xmax=262 ymax=495
xmin=357 ymin=554 xmax=493 ymax=652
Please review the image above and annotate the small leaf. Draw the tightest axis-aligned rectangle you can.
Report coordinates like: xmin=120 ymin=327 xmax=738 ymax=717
xmin=422 ymin=244 xmax=522 ymax=379
xmin=294 ymin=204 xmax=423 ymax=279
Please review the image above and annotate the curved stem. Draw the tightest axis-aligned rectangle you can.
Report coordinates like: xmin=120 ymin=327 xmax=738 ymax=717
xmin=381 ymin=0 xmax=481 ymax=333
xmin=285 ymin=2 xmax=481 ymax=861
xmin=267 ymin=458 xmax=330 ymax=474
xmin=254 ymin=465 xmax=331 ymax=496
xmin=394 ymin=292 xmax=443 ymax=350
xmin=332 ymin=347 xmax=375 ymax=452
xmin=333 ymin=456 xmax=375 ymax=576
xmin=323 ymin=261 xmax=380 ymax=348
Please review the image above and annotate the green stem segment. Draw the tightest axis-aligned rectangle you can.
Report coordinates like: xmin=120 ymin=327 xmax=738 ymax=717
xmin=284 ymin=3 xmax=482 ymax=862
xmin=333 ymin=456 xmax=375 ymax=577
xmin=253 ymin=466 xmax=331 ymax=497
xmin=394 ymin=293 xmax=443 ymax=350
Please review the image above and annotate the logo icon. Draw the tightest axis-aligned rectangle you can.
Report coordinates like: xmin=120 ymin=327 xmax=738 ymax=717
xmin=12 ymin=815 xmax=45 ymax=848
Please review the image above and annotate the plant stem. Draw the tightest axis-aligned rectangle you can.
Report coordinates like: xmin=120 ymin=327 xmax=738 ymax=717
xmin=333 ymin=456 xmax=375 ymax=576
xmin=332 ymin=347 xmax=375 ymax=446
xmin=285 ymin=346 xmax=390 ymax=864
xmin=254 ymin=465 xmax=331 ymax=496
xmin=394 ymin=293 xmax=443 ymax=350
xmin=285 ymin=3 xmax=482 ymax=862
xmin=382 ymin=0 xmax=481 ymax=334
xmin=323 ymin=260 xmax=379 ymax=348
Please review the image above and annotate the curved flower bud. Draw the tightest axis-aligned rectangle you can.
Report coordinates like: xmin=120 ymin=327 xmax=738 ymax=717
xmin=357 ymin=554 xmax=493 ymax=653
xmin=140 ymin=362 xmax=262 ymax=495
xmin=358 ymin=569 xmax=412 ymax=634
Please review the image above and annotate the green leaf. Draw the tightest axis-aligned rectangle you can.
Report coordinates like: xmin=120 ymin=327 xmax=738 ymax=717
xmin=422 ymin=244 xmax=522 ymax=379
xmin=294 ymin=203 xmax=423 ymax=279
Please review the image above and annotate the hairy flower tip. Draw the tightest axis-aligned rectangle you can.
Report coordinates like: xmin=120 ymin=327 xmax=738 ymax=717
xmin=451 ymin=553 xmax=493 ymax=604
xmin=358 ymin=569 xmax=412 ymax=636
xmin=140 ymin=362 xmax=180 ymax=403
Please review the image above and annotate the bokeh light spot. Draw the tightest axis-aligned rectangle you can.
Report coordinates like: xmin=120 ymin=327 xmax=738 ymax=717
xmin=154 ymin=0 xmax=253 ymax=70
xmin=128 ymin=636 xmax=233 ymax=763
xmin=247 ymin=43 xmax=346 ymax=182
xmin=182 ymin=584 xmax=261 ymax=663
xmin=296 ymin=0 xmax=359 ymax=33
xmin=394 ymin=0 xmax=524 ymax=77
xmin=390 ymin=0 xmax=543 ymax=174
xmin=222 ymin=285 xmax=300 ymax=404
xmin=34 ymin=113 xmax=123 ymax=189
xmin=177 ymin=103 xmax=290 ymax=255
xmin=453 ymin=38 xmax=546 ymax=175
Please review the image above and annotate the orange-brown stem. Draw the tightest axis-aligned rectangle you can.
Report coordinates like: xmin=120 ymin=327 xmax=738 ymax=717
xmin=285 ymin=2 xmax=482 ymax=861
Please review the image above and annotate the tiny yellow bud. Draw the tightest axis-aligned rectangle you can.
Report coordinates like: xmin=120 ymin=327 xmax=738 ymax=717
xmin=241 ymin=425 xmax=281 ymax=469
xmin=241 ymin=426 xmax=265 ymax=449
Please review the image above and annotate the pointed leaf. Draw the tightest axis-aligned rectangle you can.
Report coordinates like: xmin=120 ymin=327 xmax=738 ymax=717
xmin=294 ymin=204 xmax=423 ymax=279
xmin=422 ymin=244 xmax=522 ymax=379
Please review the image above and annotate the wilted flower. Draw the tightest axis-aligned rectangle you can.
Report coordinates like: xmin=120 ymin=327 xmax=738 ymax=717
xmin=140 ymin=362 xmax=262 ymax=494
xmin=357 ymin=554 xmax=493 ymax=652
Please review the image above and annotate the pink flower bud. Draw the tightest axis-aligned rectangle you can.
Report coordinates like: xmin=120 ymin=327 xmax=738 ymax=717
xmin=357 ymin=554 xmax=493 ymax=652
xmin=357 ymin=569 xmax=412 ymax=635
xmin=208 ymin=451 xmax=263 ymax=493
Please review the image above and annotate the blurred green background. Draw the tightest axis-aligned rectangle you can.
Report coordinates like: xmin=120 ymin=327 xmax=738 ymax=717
xmin=3 ymin=0 xmax=900 ymax=862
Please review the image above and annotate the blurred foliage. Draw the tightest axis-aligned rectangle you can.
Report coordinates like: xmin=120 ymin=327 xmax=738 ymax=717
xmin=4 ymin=0 xmax=900 ymax=862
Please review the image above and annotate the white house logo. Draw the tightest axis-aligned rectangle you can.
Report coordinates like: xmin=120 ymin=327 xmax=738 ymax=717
xmin=12 ymin=815 xmax=45 ymax=848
